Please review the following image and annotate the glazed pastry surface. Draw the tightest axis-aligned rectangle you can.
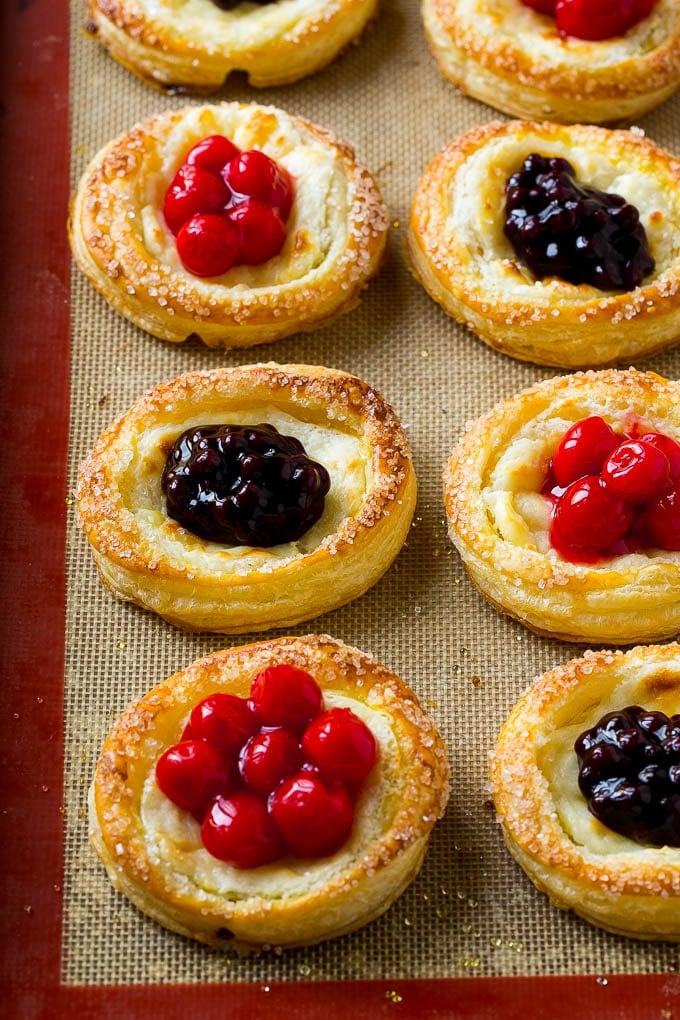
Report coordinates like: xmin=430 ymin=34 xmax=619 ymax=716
xmin=76 ymin=363 xmax=417 ymax=632
xmin=69 ymin=103 xmax=389 ymax=347
xmin=490 ymin=642 xmax=680 ymax=941
xmin=89 ymin=634 xmax=451 ymax=949
xmin=408 ymin=120 xmax=680 ymax=368
xmin=86 ymin=0 xmax=378 ymax=91
xmin=422 ymin=0 xmax=680 ymax=123
xmin=444 ymin=369 xmax=680 ymax=645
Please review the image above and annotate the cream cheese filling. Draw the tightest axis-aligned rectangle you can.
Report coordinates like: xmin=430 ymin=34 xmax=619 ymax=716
xmin=140 ymin=694 xmax=400 ymax=901
xmin=138 ymin=104 xmax=350 ymax=291
xmin=119 ymin=406 xmax=371 ymax=576
xmin=536 ymin=659 xmax=680 ymax=859
xmin=480 ymin=405 xmax=680 ymax=572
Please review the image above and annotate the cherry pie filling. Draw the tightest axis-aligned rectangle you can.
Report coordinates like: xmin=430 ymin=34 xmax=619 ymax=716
xmin=155 ymin=664 xmax=378 ymax=868
xmin=162 ymin=134 xmax=295 ymax=278
xmin=519 ymin=0 xmax=657 ymax=41
xmin=542 ymin=416 xmax=680 ymax=563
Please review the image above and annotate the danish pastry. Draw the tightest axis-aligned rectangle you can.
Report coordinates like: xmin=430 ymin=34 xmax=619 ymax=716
xmin=408 ymin=120 xmax=680 ymax=369
xmin=85 ymin=0 xmax=377 ymax=92
xmin=76 ymin=363 xmax=417 ymax=633
xmin=68 ymin=103 xmax=389 ymax=348
xmin=89 ymin=633 xmax=451 ymax=950
xmin=422 ymin=0 xmax=680 ymax=123
xmin=490 ymin=642 xmax=680 ymax=941
xmin=444 ymin=368 xmax=680 ymax=645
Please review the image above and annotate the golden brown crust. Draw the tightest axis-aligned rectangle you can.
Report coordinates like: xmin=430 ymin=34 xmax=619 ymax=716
xmin=76 ymin=363 xmax=417 ymax=633
xmin=68 ymin=103 xmax=389 ymax=348
xmin=423 ymin=0 xmax=680 ymax=123
xmin=89 ymin=634 xmax=451 ymax=950
xmin=444 ymin=368 xmax=680 ymax=645
xmin=490 ymin=642 xmax=680 ymax=941
xmin=408 ymin=120 xmax=680 ymax=369
xmin=86 ymin=0 xmax=378 ymax=91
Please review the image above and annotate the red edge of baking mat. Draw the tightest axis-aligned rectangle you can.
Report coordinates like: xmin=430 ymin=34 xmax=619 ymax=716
xmin=1 ymin=2 xmax=679 ymax=1017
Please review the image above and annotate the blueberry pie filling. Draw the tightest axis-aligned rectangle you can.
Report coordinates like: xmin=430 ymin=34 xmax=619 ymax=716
xmin=575 ymin=705 xmax=680 ymax=847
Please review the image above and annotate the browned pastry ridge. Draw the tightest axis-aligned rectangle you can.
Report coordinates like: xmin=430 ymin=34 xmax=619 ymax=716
xmin=490 ymin=642 xmax=680 ymax=941
xmin=85 ymin=0 xmax=378 ymax=92
xmin=444 ymin=368 xmax=680 ymax=645
xmin=69 ymin=102 xmax=389 ymax=348
xmin=89 ymin=634 xmax=451 ymax=950
xmin=76 ymin=363 xmax=417 ymax=633
xmin=422 ymin=0 xmax=680 ymax=123
xmin=408 ymin=120 xmax=680 ymax=369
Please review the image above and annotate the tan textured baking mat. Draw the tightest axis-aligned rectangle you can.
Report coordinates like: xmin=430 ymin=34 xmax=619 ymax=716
xmin=64 ymin=0 xmax=680 ymax=985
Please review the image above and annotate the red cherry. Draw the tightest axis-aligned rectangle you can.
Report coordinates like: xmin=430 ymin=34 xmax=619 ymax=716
xmin=249 ymin=664 xmax=323 ymax=732
xmin=185 ymin=134 xmax=240 ymax=174
xmin=229 ymin=199 xmax=287 ymax=265
xmin=189 ymin=692 xmax=259 ymax=756
xmin=629 ymin=0 xmax=656 ymax=23
xmin=552 ymin=416 xmax=620 ymax=487
xmin=155 ymin=739 xmax=232 ymax=816
xmin=175 ymin=213 xmax=240 ymax=277
xmin=642 ymin=488 xmax=680 ymax=550
xmin=638 ymin=432 xmax=680 ymax=483
xmin=551 ymin=475 xmax=635 ymax=554
xmin=520 ymin=0 xmax=556 ymax=13
xmin=601 ymin=439 xmax=671 ymax=504
xmin=302 ymin=708 xmax=377 ymax=785
xmin=239 ymin=728 xmax=303 ymax=796
xmin=163 ymin=164 xmax=229 ymax=236
xmin=555 ymin=0 xmax=634 ymax=39
xmin=269 ymin=772 xmax=354 ymax=858
xmin=201 ymin=792 xmax=283 ymax=868
xmin=223 ymin=149 xmax=294 ymax=219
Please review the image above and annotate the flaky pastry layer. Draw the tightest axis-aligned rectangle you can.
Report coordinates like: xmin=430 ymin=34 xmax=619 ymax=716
xmin=490 ymin=642 xmax=680 ymax=941
xmin=444 ymin=369 xmax=680 ymax=645
xmin=89 ymin=634 xmax=451 ymax=950
xmin=408 ymin=120 xmax=680 ymax=368
xmin=422 ymin=0 xmax=680 ymax=123
xmin=86 ymin=0 xmax=378 ymax=91
xmin=69 ymin=103 xmax=389 ymax=347
xmin=76 ymin=363 xmax=417 ymax=632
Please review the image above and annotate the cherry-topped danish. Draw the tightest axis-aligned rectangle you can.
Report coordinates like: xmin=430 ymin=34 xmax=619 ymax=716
xmin=84 ymin=0 xmax=378 ymax=93
xmin=422 ymin=0 xmax=680 ymax=123
xmin=89 ymin=634 xmax=451 ymax=949
xmin=408 ymin=120 xmax=680 ymax=369
xmin=444 ymin=369 xmax=680 ymax=645
xmin=69 ymin=103 xmax=389 ymax=348
xmin=76 ymin=364 xmax=417 ymax=633
xmin=491 ymin=642 xmax=680 ymax=940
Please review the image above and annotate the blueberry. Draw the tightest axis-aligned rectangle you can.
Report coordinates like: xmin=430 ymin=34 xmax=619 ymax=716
xmin=161 ymin=423 xmax=330 ymax=547
xmin=575 ymin=706 xmax=680 ymax=846
xmin=504 ymin=154 xmax=654 ymax=291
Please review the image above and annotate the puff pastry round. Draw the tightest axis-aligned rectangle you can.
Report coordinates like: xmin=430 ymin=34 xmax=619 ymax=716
xmin=408 ymin=120 xmax=680 ymax=369
xmin=422 ymin=0 xmax=680 ymax=123
xmin=490 ymin=642 xmax=680 ymax=941
xmin=76 ymin=363 xmax=417 ymax=633
xmin=444 ymin=368 xmax=680 ymax=645
xmin=68 ymin=103 xmax=389 ymax=348
xmin=89 ymin=633 xmax=451 ymax=950
xmin=85 ymin=0 xmax=377 ymax=92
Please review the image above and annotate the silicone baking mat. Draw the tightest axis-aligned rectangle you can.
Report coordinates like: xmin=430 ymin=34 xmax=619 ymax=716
xmin=3 ymin=0 xmax=680 ymax=1015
